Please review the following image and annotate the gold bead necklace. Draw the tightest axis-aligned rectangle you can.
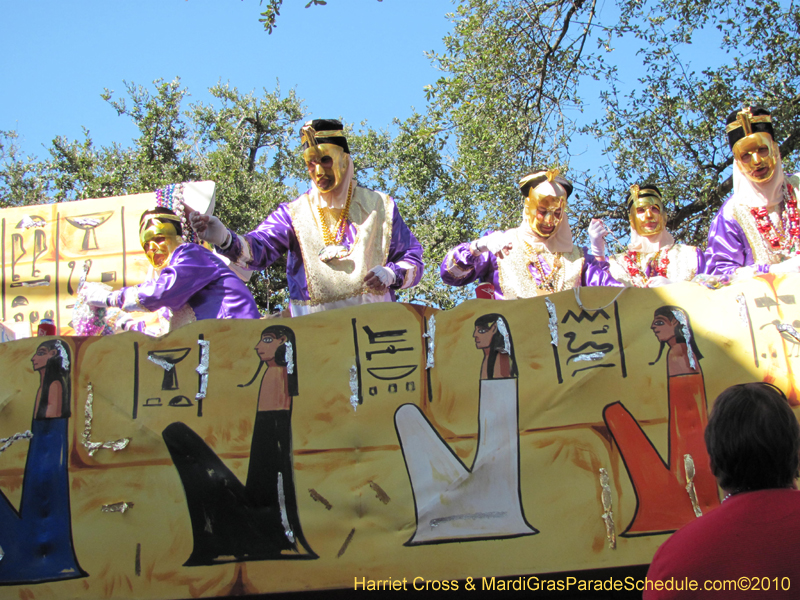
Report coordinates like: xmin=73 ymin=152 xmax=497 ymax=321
xmin=317 ymin=181 xmax=354 ymax=246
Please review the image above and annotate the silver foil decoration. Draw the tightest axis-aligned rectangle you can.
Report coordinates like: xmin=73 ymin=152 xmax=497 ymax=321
xmin=496 ymin=317 xmax=512 ymax=354
xmin=284 ymin=341 xmax=294 ymax=375
xmin=430 ymin=511 xmax=506 ymax=527
xmin=55 ymin=340 xmax=70 ymax=371
xmin=574 ymin=352 xmax=605 ymax=362
xmin=684 ymin=454 xmax=703 ymax=517
xmin=102 ymin=501 xmax=134 ymax=513
xmin=736 ymin=294 xmax=749 ymax=328
xmin=776 ymin=322 xmax=800 ymax=343
xmin=349 ymin=365 xmax=359 ymax=411
xmin=423 ymin=315 xmax=436 ymax=370
xmin=0 ymin=430 xmax=33 ymax=455
xmin=78 ymin=260 xmax=91 ymax=292
xmin=671 ymin=309 xmax=696 ymax=370
xmin=147 ymin=354 xmax=174 ymax=371
xmin=82 ymin=382 xmax=131 ymax=456
xmin=599 ymin=468 xmax=616 ymax=549
xmin=195 ymin=340 xmax=210 ymax=400
xmin=19 ymin=215 xmax=45 ymax=229
xmin=545 ymin=298 xmax=558 ymax=346
xmin=277 ymin=472 xmax=295 ymax=543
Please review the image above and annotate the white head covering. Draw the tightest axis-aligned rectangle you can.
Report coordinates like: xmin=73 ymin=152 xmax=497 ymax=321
xmin=627 ymin=226 xmax=675 ymax=253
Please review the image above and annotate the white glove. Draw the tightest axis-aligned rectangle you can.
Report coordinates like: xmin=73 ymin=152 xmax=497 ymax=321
xmin=588 ymin=219 xmax=609 ymax=259
xmin=646 ymin=276 xmax=672 ymax=288
xmin=189 ymin=212 xmax=230 ymax=248
xmin=84 ymin=284 xmax=113 ymax=307
xmin=769 ymin=256 xmax=800 ymax=274
xmin=365 ymin=265 xmax=396 ymax=289
xmin=475 ymin=231 xmax=513 ymax=258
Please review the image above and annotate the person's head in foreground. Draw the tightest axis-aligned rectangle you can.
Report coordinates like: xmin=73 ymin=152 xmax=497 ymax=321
xmin=706 ymin=382 xmax=799 ymax=495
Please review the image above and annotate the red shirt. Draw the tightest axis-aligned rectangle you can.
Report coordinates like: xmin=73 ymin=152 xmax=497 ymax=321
xmin=644 ymin=489 xmax=800 ymax=599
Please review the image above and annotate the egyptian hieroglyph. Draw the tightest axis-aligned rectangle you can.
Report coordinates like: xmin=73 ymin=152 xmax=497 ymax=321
xmin=0 ymin=268 xmax=798 ymax=597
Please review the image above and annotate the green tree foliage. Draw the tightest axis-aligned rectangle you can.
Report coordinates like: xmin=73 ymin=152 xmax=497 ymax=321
xmin=1 ymin=78 xmax=306 ymax=312
xmin=4 ymin=1 xmax=800 ymax=310
xmin=423 ymin=0 xmax=800 ymax=253
xmin=0 ymin=130 xmax=52 ymax=207
xmin=424 ymin=0 xmax=604 ymax=238
xmin=585 ymin=0 xmax=800 ymax=247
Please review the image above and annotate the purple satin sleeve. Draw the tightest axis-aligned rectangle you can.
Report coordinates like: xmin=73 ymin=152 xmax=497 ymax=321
xmin=220 ymin=203 xmax=296 ymax=270
xmin=440 ymin=232 xmax=501 ymax=287
xmin=218 ymin=203 xmax=312 ymax=300
xmin=216 ymin=196 xmax=423 ymax=302
xmin=704 ymin=201 xmax=761 ymax=275
xmin=583 ymin=253 xmax=623 ymax=287
xmin=113 ymin=244 xmax=260 ymax=320
xmin=694 ymin=246 xmax=708 ymax=275
xmin=385 ymin=202 xmax=424 ymax=290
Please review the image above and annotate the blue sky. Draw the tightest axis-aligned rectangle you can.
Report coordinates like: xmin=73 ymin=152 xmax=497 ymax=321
xmin=1 ymin=0 xmax=454 ymax=157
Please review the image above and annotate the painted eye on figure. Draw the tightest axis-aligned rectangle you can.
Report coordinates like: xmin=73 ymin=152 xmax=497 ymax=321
xmin=261 ymin=336 xmax=274 ymax=344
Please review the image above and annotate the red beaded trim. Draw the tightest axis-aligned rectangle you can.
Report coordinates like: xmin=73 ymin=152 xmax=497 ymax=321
xmin=623 ymin=249 xmax=669 ymax=284
xmin=749 ymin=183 xmax=800 ymax=253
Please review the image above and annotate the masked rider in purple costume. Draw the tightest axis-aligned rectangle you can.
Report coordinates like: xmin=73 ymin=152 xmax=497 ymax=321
xmin=190 ymin=119 xmax=424 ymax=316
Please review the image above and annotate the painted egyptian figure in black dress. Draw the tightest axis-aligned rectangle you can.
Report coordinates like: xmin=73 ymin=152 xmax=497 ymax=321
xmin=163 ymin=325 xmax=316 ymax=565
xmin=0 ymin=339 xmax=87 ymax=584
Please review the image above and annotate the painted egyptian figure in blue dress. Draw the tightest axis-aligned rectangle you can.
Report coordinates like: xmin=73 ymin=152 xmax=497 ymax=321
xmin=0 ymin=339 xmax=87 ymax=585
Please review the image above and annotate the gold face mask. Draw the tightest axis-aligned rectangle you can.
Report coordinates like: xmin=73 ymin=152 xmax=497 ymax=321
xmin=733 ymin=132 xmax=778 ymax=183
xmin=140 ymin=220 xmax=181 ymax=270
xmin=303 ymin=143 xmax=349 ymax=193
xmin=630 ymin=197 xmax=665 ymax=237
xmin=524 ymin=183 xmax=567 ymax=238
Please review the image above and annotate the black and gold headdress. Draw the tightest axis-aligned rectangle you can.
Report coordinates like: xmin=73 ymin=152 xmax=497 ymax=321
xmin=300 ymin=118 xmax=350 ymax=154
xmin=725 ymin=107 xmax=774 ymax=149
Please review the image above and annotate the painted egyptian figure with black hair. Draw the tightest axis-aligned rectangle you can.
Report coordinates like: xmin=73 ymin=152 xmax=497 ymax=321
xmin=588 ymin=185 xmax=705 ymax=287
xmin=85 ymin=207 xmax=259 ymax=334
xmin=440 ymin=169 xmax=612 ymax=298
xmin=602 ymin=306 xmax=719 ymax=535
xmin=162 ymin=325 xmax=315 ymax=565
xmin=473 ymin=313 xmax=518 ymax=380
xmin=0 ymin=339 xmax=87 ymax=584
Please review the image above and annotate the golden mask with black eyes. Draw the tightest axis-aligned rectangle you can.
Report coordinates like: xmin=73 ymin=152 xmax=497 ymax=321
xmin=524 ymin=183 xmax=567 ymax=238
xmin=628 ymin=186 xmax=666 ymax=237
xmin=302 ymin=143 xmax=349 ymax=193
xmin=139 ymin=217 xmax=181 ymax=270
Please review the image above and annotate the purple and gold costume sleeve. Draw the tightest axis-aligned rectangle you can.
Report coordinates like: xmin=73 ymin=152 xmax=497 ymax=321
xmin=218 ymin=203 xmax=296 ymax=272
xmin=704 ymin=202 xmax=768 ymax=276
xmin=385 ymin=202 xmax=424 ymax=290
xmin=583 ymin=252 xmax=623 ymax=287
xmin=111 ymin=245 xmax=260 ymax=319
xmin=694 ymin=246 xmax=708 ymax=276
xmin=440 ymin=232 xmax=500 ymax=287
